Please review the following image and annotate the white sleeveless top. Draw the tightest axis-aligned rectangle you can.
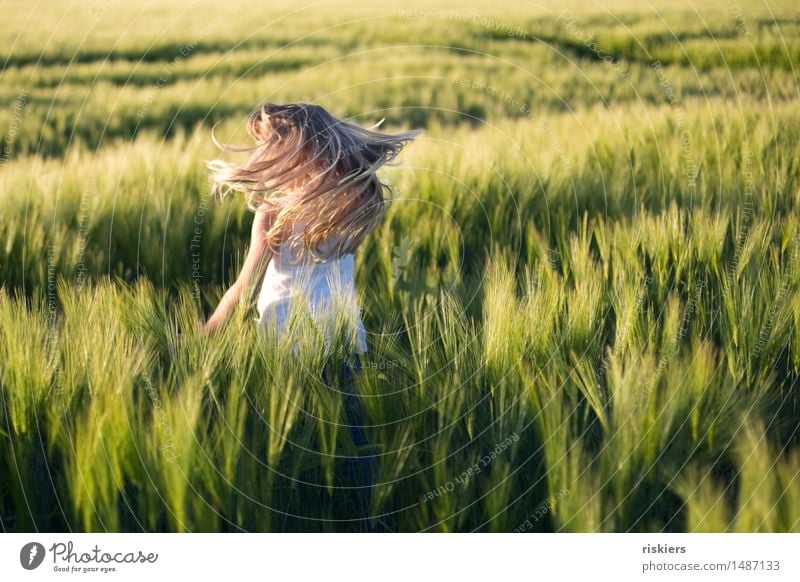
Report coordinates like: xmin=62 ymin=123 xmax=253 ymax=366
xmin=254 ymin=231 xmax=368 ymax=354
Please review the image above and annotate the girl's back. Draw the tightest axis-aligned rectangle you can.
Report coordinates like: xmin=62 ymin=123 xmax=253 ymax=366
xmin=255 ymin=228 xmax=367 ymax=353
xmin=204 ymin=101 xmax=420 ymax=352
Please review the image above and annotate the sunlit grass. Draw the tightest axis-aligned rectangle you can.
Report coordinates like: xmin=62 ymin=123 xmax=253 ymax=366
xmin=1 ymin=0 xmax=799 ymax=532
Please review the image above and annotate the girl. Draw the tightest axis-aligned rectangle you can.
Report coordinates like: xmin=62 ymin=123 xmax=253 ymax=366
xmin=199 ymin=102 xmax=420 ymax=530
xmin=199 ymin=102 xmax=420 ymax=348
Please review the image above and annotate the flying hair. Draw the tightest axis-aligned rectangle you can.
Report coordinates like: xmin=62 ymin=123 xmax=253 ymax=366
xmin=206 ymin=102 xmax=422 ymax=262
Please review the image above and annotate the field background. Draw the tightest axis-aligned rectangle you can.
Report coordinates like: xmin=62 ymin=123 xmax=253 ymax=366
xmin=1 ymin=0 xmax=800 ymax=532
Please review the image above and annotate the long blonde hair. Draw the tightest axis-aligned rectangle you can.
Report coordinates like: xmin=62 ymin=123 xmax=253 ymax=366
xmin=206 ymin=102 xmax=421 ymax=262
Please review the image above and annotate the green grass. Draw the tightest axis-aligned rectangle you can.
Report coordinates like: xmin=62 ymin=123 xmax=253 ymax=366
xmin=1 ymin=0 xmax=799 ymax=532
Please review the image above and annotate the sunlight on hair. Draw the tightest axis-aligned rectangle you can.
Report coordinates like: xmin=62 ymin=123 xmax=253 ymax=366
xmin=206 ymin=102 xmax=422 ymax=262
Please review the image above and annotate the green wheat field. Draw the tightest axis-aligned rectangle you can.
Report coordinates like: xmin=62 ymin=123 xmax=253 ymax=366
xmin=2 ymin=0 xmax=800 ymax=532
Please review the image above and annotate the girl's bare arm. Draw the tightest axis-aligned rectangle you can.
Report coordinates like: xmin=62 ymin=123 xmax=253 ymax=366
xmin=200 ymin=203 xmax=278 ymax=335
